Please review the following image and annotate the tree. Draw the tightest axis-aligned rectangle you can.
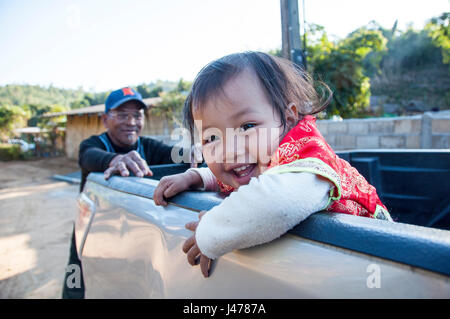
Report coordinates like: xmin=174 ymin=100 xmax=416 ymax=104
xmin=70 ymin=99 xmax=91 ymax=109
xmin=381 ymin=27 xmax=443 ymax=73
xmin=426 ymin=12 xmax=450 ymax=66
xmin=267 ymin=48 xmax=282 ymax=57
xmin=306 ymin=24 xmax=387 ymax=118
xmin=175 ymin=78 xmax=192 ymax=93
xmin=136 ymin=84 xmax=163 ymax=98
xmin=0 ymin=84 xmax=85 ymax=108
xmin=39 ymin=104 xmax=69 ymax=154
xmin=148 ymin=78 xmax=191 ymax=125
xmin=0 ymin=104 xmax=30 ymax=140
xmin=39 ymin=104 xmax=68 ymax=128
xmin=150 ymin=90 xmax=186 ymax=127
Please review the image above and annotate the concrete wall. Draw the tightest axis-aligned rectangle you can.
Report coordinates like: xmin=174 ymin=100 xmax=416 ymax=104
xmin=316 ymin=111 xmax=450 ymax=151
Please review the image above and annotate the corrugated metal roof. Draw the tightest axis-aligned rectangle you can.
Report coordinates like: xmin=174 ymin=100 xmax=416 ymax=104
xmin=43 ymin=97 xmax=162 ymax=117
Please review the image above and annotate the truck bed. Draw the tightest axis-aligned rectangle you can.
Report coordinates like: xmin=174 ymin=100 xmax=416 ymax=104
xmin=75 ymin=149 xmax=450 ymax=298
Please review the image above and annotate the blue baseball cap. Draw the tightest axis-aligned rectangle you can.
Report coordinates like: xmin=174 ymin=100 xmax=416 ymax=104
xmin=104 ymin=87 xmax=147 ymax=113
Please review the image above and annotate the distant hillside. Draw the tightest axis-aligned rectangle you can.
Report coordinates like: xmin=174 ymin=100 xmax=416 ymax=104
xmin=0 ymin=80 xmax=180 ymax=109
xmin=0 ymin=84 xmax=86 ymax=108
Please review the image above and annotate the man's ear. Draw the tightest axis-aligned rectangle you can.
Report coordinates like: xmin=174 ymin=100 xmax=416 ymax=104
xmin=286 ymin=102 xmax=299 ymax=129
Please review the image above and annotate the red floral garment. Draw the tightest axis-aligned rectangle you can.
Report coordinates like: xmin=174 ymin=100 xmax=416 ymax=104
xmin=217 ymin=115 xmax=391 ymax=220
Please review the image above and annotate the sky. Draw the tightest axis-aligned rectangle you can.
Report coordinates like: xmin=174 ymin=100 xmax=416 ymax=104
xmin=0 ymin=0 xmax=448 ymax=92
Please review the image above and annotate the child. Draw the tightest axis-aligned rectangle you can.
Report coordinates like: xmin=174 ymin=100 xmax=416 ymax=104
xmin=154 ymin=51 xmax=392 ymax=277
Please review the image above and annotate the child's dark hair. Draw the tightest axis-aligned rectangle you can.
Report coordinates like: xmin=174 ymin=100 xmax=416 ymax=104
xmin=183 ymin=51 xmax=332 ymax=136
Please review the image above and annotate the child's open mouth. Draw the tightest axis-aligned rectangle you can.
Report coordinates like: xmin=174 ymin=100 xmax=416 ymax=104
xmin=230 ymin=164 xmax=257 ymax=185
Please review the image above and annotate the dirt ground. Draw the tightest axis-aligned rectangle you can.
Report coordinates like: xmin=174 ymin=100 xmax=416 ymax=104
xmin=0 ymin=157 xmax=80 ymax=299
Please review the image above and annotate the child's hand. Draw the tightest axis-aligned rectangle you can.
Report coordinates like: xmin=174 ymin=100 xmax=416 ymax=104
xmin=154 ymin=170 xmax=203 ymax=206
xmin=182 ymin=211 xmax=212 ymax=278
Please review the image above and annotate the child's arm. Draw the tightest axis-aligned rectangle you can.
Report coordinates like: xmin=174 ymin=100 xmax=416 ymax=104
xmin=194 ymin=172 xmax=332 ymax=259
xmin=186 ymin=167 xmax=219 ymax=191
xmin=153 ymin=167 xmax=218 ymax=206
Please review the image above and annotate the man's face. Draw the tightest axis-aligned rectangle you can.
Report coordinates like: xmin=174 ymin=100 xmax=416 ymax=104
xmin=102 ymin=101 xmax=145 ymax=148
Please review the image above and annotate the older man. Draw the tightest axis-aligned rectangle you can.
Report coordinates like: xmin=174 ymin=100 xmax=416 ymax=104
xmin=63 ymin=87 xmax=182 ymax=299
xmin=78 ymin=87 xmax=178 ymax=191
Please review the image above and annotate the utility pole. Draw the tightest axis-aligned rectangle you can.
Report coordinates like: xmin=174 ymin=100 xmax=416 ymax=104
xmin=280 ymin=0 xmax=306 ymax=70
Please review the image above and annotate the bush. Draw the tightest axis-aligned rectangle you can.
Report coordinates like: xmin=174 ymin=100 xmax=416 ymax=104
xmin=307 ymin=26 xmax=387 ymax=118
xmin=0 ymin=144 xmax=23 ymax=161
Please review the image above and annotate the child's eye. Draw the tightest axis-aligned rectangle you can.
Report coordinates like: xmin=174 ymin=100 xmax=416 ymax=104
xmin=240 ymin=123 xmax=256 ymax=132
xmin=203 ymin=135 xmax=219 ymax=144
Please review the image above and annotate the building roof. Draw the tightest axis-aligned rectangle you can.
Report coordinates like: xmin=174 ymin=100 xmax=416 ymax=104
xmin=14 ymin=127 xmax=47 ymax=134
xmin=43 ymin=97 xmax=162 ymax=117
xmin=14 ymin=126 xmax=65 ymax=134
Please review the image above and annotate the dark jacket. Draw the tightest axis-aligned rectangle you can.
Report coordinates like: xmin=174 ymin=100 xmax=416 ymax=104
xmin=78 ymin=133 xmax=176 ymax=191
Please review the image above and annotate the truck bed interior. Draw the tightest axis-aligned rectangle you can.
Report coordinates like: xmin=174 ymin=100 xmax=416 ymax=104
xmin=337 ymin=150 xmax=450 ymax=230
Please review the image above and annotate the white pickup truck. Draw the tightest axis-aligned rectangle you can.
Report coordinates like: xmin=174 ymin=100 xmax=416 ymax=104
xmin=73 ymin=150 xmax=450 ymax=298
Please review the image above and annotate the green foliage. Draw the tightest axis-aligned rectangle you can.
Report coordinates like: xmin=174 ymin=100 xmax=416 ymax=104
xmin=0 ymin=143 xmax=23 ymax=161
xmin=39 ymin=104 xmax=68 ymax=128
xmin=306 ymin=24 xmax=387 ymax=118
xmin=0 ymin=104 xmax=30 ymax=140
xmin=37 ymin=104 xmax=68 ymax=154
xmin=426 ymin=12 xmax=450 ymax=65
xmin=381 ymin=28 xmax=443 ymax=72
xmin=23 ymin=104 xmax=47 ymax=126
xmin=372 ymin=13 xmax=450 ymax=109
xmin=149 ymin=79 xmax=191 ymax=125
xmin=0 ymin=81 xmax=182 ymax=137
xmin=157 ymin=91 xmax=185 ymax=117
xmin=24 ymin=103 xmax=69 ymax=127
xmin=150 ymin=91 xmax=186 ymax=126
xmin=267 ymin=48 xmax=282 ymax=57
xmin=272 ymin=13 xmax=449 ymax=118
xmin=0 ymin=84 xmax=85 ymax=108
xmin=70 ymin=91 xmax=110 ymax=109
xmin=176 ymin=78 xmax=192 ymax=93
xmin=136 ymin=84 xmax=163 ymax=98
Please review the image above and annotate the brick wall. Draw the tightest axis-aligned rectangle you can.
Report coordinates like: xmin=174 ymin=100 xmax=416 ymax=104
xmin=316 ymin=111 xmax=450 ymax=150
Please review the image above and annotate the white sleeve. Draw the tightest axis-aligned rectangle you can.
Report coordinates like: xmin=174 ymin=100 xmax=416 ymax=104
xmin=195 ymin=172 xmax=332 ymax=259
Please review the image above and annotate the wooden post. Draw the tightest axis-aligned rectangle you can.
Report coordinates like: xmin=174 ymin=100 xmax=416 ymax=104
xmin=280 ymin=0 xmax=290 ymax=60
xmin=280 ymin=0 xmax=306 ymax=69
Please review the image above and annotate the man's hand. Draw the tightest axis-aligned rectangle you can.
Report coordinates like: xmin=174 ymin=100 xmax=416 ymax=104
xmin=154 ymin=170 xmax=204 ymax=206
xmin=104 ymin=150 xmax=153 ymax=180
xmin=182 ymin=211 xmax=212 ymax=278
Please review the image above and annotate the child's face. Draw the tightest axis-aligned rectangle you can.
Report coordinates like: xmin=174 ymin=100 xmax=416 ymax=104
xmin=193 ymin=70 xmax=284 ymax=189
